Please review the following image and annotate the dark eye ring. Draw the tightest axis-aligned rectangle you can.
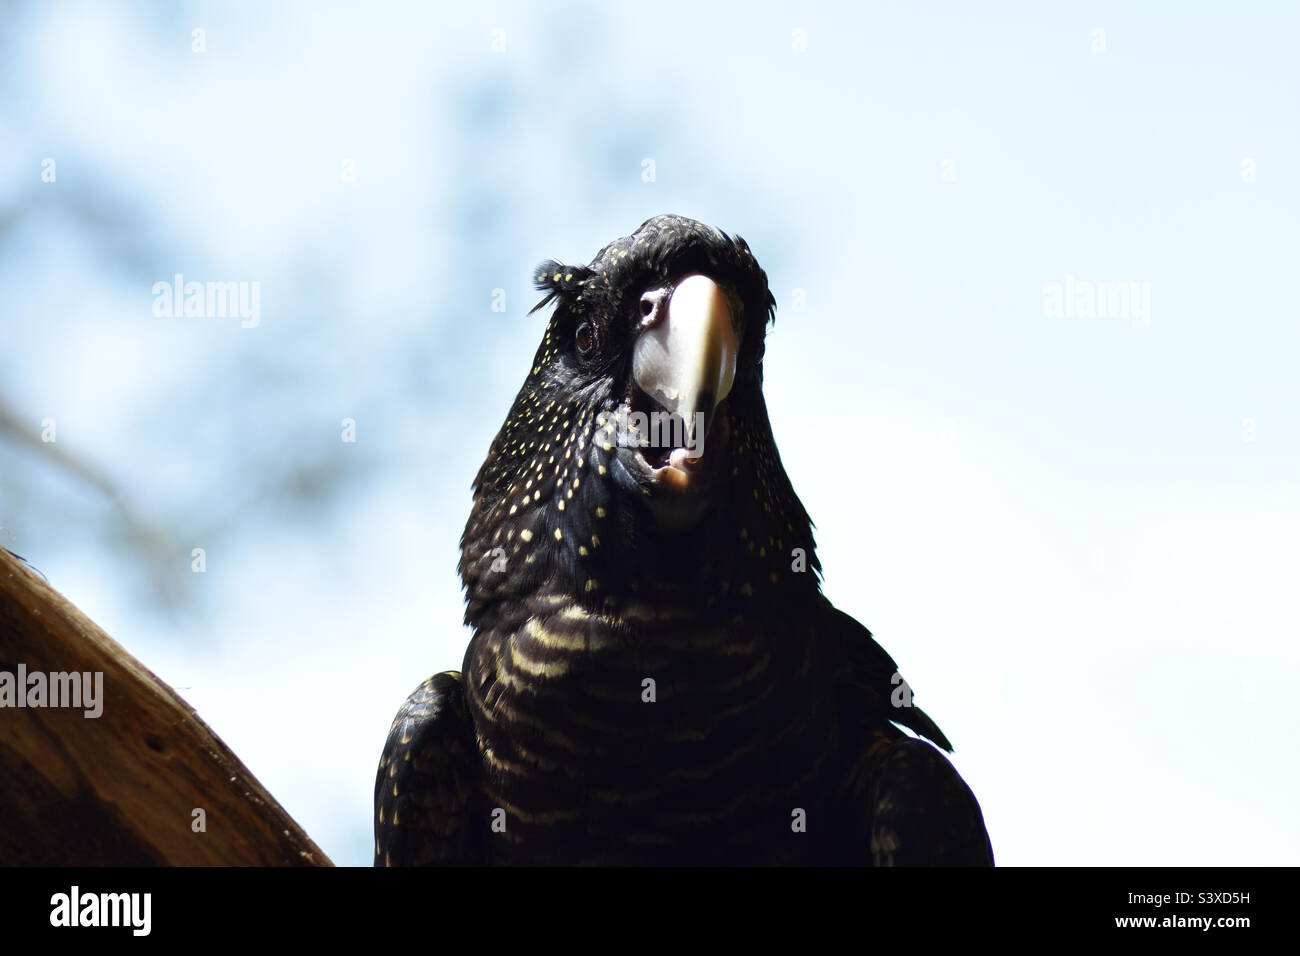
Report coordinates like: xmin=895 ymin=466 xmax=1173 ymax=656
xmin=575 ymin=322 xmax=595 ymax=355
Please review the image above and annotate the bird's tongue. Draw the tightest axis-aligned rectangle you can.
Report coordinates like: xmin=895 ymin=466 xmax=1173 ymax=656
xmin=658 ymin=447 xmax=697 ymax=492
xmin=667 ymin=447 xmax=694 ymax=468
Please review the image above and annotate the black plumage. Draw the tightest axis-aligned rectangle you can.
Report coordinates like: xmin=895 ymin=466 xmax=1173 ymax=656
xmin=375 ymin=214 xmax=992 ymax=865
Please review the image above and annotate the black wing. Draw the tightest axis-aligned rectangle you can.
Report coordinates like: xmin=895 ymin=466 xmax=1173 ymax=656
xmin=868 ymin=737 xmax=994 ymax=866
xmin=826 ymin=603 xmax=994 ymax=865
xmin=826 ymin=604 xmax=953 ymax=750
xmin=374 ymin=671 xmax=483 ymax=866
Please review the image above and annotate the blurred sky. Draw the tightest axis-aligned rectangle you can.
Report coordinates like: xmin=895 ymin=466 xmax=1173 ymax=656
xmin=1 ymin=0 xmax=1297 ymax=866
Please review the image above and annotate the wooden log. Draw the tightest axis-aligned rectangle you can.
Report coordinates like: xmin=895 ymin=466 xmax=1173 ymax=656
xmin=0 ymin=548 xmax=331 ymax=865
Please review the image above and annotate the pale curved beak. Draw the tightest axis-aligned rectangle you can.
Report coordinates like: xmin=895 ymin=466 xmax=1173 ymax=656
xmin=631 ymin=274 xmax=737 ymax=456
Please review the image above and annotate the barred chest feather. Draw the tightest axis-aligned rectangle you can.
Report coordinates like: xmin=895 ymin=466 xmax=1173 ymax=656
xmin=462 ymin=591 xmax=851 ymax=865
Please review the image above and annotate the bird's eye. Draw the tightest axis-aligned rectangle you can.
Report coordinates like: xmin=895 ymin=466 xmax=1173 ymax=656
xmin=640 ymin=296 xmax=655 ymax=317
xmin=575 ymin=323 xmax=595 ymax=355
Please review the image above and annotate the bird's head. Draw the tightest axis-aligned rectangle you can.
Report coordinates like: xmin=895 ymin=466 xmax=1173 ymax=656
xmin=461 ymin=214 xmax=820 ymax=623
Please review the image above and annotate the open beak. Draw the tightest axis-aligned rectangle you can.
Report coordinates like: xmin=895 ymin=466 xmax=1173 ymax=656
xmin=631 ymin=274 xmax=738 ymax=465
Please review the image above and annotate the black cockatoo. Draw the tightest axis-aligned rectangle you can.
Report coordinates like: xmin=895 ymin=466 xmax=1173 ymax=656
xmin=375 ymin=215 xmax=992 ymax=866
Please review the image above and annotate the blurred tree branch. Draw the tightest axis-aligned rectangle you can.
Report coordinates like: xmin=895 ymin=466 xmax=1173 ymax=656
xmin=0 ymin=394 xmax=190 ymax=610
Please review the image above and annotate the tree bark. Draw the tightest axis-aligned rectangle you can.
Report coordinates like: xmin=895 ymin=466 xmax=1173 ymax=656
xmin=0 ymin=548 xmax=331 ymax=866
